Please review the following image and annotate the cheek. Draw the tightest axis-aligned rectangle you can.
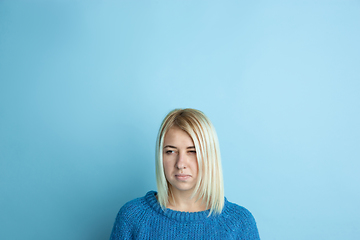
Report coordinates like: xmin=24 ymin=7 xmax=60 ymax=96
xmin=195 ymin=158 xmax=200 ymax=175
xmin=162 ymin=160 xmax=172 ymax=177
xmin=191 ymin=158 xmax=199 ymax=174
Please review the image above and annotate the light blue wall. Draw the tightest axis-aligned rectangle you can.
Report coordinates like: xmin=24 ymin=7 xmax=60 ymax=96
xmin=1 ymin=1 xmax=359 ymax=239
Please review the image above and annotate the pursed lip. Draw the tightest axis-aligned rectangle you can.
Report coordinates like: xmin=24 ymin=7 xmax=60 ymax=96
xmin=175 ymin=173 xmax=191 ymax=177
xmin=175 ymin=174 xmax=192 ymax=180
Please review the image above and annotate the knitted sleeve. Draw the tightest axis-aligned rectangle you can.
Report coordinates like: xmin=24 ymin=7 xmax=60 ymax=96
xmin=222 ymin=202 xmax=260 ymax=240
xmin=237 ymin=206 xmax=260 ymax=240
xmin=109 ymin=206 xmax=134 ymax=240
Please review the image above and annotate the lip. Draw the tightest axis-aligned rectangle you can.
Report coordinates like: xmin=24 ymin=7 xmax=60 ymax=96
xmin=175 ymin=174 xmax=191 ymax=181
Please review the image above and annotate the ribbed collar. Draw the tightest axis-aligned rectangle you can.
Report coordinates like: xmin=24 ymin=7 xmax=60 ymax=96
xmin=145 ymin=190 xmax=226 ymax=222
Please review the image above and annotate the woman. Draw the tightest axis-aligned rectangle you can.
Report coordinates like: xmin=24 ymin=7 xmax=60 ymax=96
xmin=110 ymin=108 xmax=260 ymax=239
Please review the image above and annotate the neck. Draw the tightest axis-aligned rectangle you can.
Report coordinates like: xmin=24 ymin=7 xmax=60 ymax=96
xmin=167 ymin=188 xmax=208 ymax=212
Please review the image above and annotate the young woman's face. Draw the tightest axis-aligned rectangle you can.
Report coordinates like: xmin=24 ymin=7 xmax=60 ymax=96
xmin=163 ymin=127 xmax=198 ymax=195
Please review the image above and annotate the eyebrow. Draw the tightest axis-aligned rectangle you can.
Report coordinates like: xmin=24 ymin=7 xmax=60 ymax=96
xmin=164 ymin=145 xmax=195 ymax=149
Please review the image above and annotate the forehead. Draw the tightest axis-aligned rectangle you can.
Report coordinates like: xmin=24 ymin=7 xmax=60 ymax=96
xmin=163 ymin=127 xmax=194 ymax=145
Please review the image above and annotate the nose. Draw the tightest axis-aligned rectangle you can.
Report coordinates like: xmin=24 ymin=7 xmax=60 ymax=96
xmin=176 ymin=151 xmax=187 ymax=170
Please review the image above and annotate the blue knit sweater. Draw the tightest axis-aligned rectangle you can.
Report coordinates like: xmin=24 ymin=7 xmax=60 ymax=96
xmin=110 ymin=191 xmax=260 ymax=239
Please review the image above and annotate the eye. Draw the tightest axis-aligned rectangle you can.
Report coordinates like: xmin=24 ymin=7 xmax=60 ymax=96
xmin=188 ymin=150 xmax=196 ymax=154
xmin=165 ymin=150 xmax=175 ymax=154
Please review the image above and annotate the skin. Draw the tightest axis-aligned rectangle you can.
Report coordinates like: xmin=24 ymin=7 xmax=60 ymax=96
xmin=162 ymin=126 xmax=206 ymax=212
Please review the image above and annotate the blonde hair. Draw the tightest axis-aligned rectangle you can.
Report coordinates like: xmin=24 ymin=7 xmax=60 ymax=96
xmin=155 ymin=108 xmax=224 ymax=215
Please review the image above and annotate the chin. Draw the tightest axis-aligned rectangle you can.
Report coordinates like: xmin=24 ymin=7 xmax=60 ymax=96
xmin=172 ymin=185 xmax=196 ymax=193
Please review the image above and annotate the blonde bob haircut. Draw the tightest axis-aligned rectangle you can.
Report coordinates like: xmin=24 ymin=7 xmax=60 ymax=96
xmin=155 ymin=108 xmax=224 ymax=216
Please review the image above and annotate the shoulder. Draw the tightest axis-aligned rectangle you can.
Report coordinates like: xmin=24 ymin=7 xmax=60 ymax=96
xmin=116 ymin=191 xmax=154 ymax=224
xmin=224 ymin=200 xmax=256 ymax=222
xmin=219 ymin=199 xmax=260 ymax=239
xmin=110 ymin=191 xmax=156 ymax=240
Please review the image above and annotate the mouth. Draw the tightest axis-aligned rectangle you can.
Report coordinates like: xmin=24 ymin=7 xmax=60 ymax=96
xmin=175 ymin=174 xmax=191 ymax=181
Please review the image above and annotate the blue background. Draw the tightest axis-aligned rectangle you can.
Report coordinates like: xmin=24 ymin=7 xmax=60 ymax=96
xmin=1 ymin=1 xmax=359 ymax=239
